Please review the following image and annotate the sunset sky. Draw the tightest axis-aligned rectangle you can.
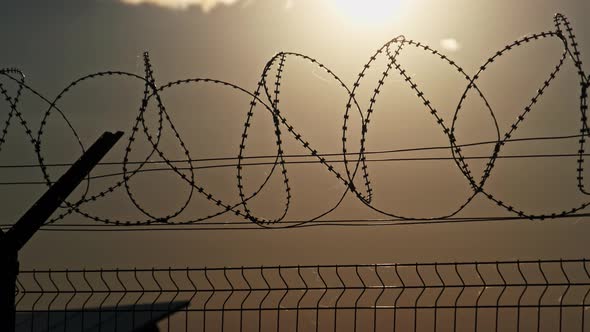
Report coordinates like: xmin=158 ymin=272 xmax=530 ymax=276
xmin=1 ymin=0 xmax=589 ymax=272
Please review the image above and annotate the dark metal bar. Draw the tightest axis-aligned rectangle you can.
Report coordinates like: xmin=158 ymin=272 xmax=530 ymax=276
xmin=0 ymin=247 xmax=18 ymax=332
xmin=0 ymin=131 xmax=122 ymax=332
xmin=5 ymin=131 xmax=123 ymax=252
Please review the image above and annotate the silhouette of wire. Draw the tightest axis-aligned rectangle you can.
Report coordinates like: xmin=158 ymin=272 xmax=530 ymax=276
xmin=1 ymin=152 xmax=590 ymax=186
xmin=0 ymin=13 xmax=588 ymax=228
xmin=0 ymin=133 xmax=583 ymax=169
xmin=2 ymin=212 xmax=590 ymax=232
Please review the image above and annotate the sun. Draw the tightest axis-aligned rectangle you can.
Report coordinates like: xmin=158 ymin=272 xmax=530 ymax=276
xmin=333 ymin=0 xmax=400 ymax=25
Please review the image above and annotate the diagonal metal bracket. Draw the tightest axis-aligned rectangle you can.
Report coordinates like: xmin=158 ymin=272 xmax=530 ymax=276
xmin=0 ymin=131 xmax=123 ymax=331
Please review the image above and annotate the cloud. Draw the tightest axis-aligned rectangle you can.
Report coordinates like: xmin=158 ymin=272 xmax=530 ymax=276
xmin=120 ymin=0 xmax=242 ymax=12
xmin=440 ymin=38 xmax=461 ymax=52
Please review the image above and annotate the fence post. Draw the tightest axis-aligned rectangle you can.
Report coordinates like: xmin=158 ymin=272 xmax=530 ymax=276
xmin=0 ymin=131 xmax=123 ymax=331
xmin=0 ymin=243 xmax=18 ymax=331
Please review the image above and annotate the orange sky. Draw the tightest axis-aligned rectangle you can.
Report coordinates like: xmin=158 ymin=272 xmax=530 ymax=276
xmin=1 ymin=0 xmax=589 ymax=272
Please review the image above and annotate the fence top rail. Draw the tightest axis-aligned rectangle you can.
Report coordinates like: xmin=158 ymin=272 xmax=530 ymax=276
xmin=18 ymin=258 xmax=589 ymax=274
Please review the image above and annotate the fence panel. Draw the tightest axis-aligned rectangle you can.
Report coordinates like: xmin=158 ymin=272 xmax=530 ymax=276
xmin=14 ymin=259 xmax=590 ymax=331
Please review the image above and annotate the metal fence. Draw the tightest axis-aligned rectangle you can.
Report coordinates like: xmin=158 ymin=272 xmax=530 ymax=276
xmin=14 ymin=259 xmax=590 ymax=331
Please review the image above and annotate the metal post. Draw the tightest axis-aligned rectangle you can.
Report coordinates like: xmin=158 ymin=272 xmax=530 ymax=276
xmin=0 ymin=243 xmax=18 ymax=332
xmin=0 ymin=131 xmax=123 ymax=331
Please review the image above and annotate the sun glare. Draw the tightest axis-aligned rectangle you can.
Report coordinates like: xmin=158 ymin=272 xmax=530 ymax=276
xmin=333 ymin=0 xmax=399 ymax=25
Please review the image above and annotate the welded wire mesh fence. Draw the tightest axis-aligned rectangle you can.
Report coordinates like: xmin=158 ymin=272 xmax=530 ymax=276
xmin=14 ymin=259 xmax=590 ymax=331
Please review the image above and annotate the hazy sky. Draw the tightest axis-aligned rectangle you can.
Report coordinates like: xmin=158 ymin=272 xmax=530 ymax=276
xmin=1 ymin=0 xmax=589 ymax=271
xmin=120 ymin=0 xmax=242 ymax=11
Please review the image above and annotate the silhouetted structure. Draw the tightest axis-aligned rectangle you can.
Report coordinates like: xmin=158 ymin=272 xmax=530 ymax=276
xmin=0 ymin=132 xmax=123 ymax=331
xmin=14 ymin=260 xmax=590 ymax=331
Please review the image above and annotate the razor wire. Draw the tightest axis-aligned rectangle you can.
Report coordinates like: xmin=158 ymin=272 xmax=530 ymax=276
xmin=0 ymin=13 xmax=589 ymax=228
xmin=14 ymin=259 xmax=590 ymax=331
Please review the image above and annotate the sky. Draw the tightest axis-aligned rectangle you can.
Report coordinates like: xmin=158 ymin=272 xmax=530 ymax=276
xmin=0 ymin=0 xmax=589 ymax=276
xmin=120 ymin=0 xmax=243 ymax=11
